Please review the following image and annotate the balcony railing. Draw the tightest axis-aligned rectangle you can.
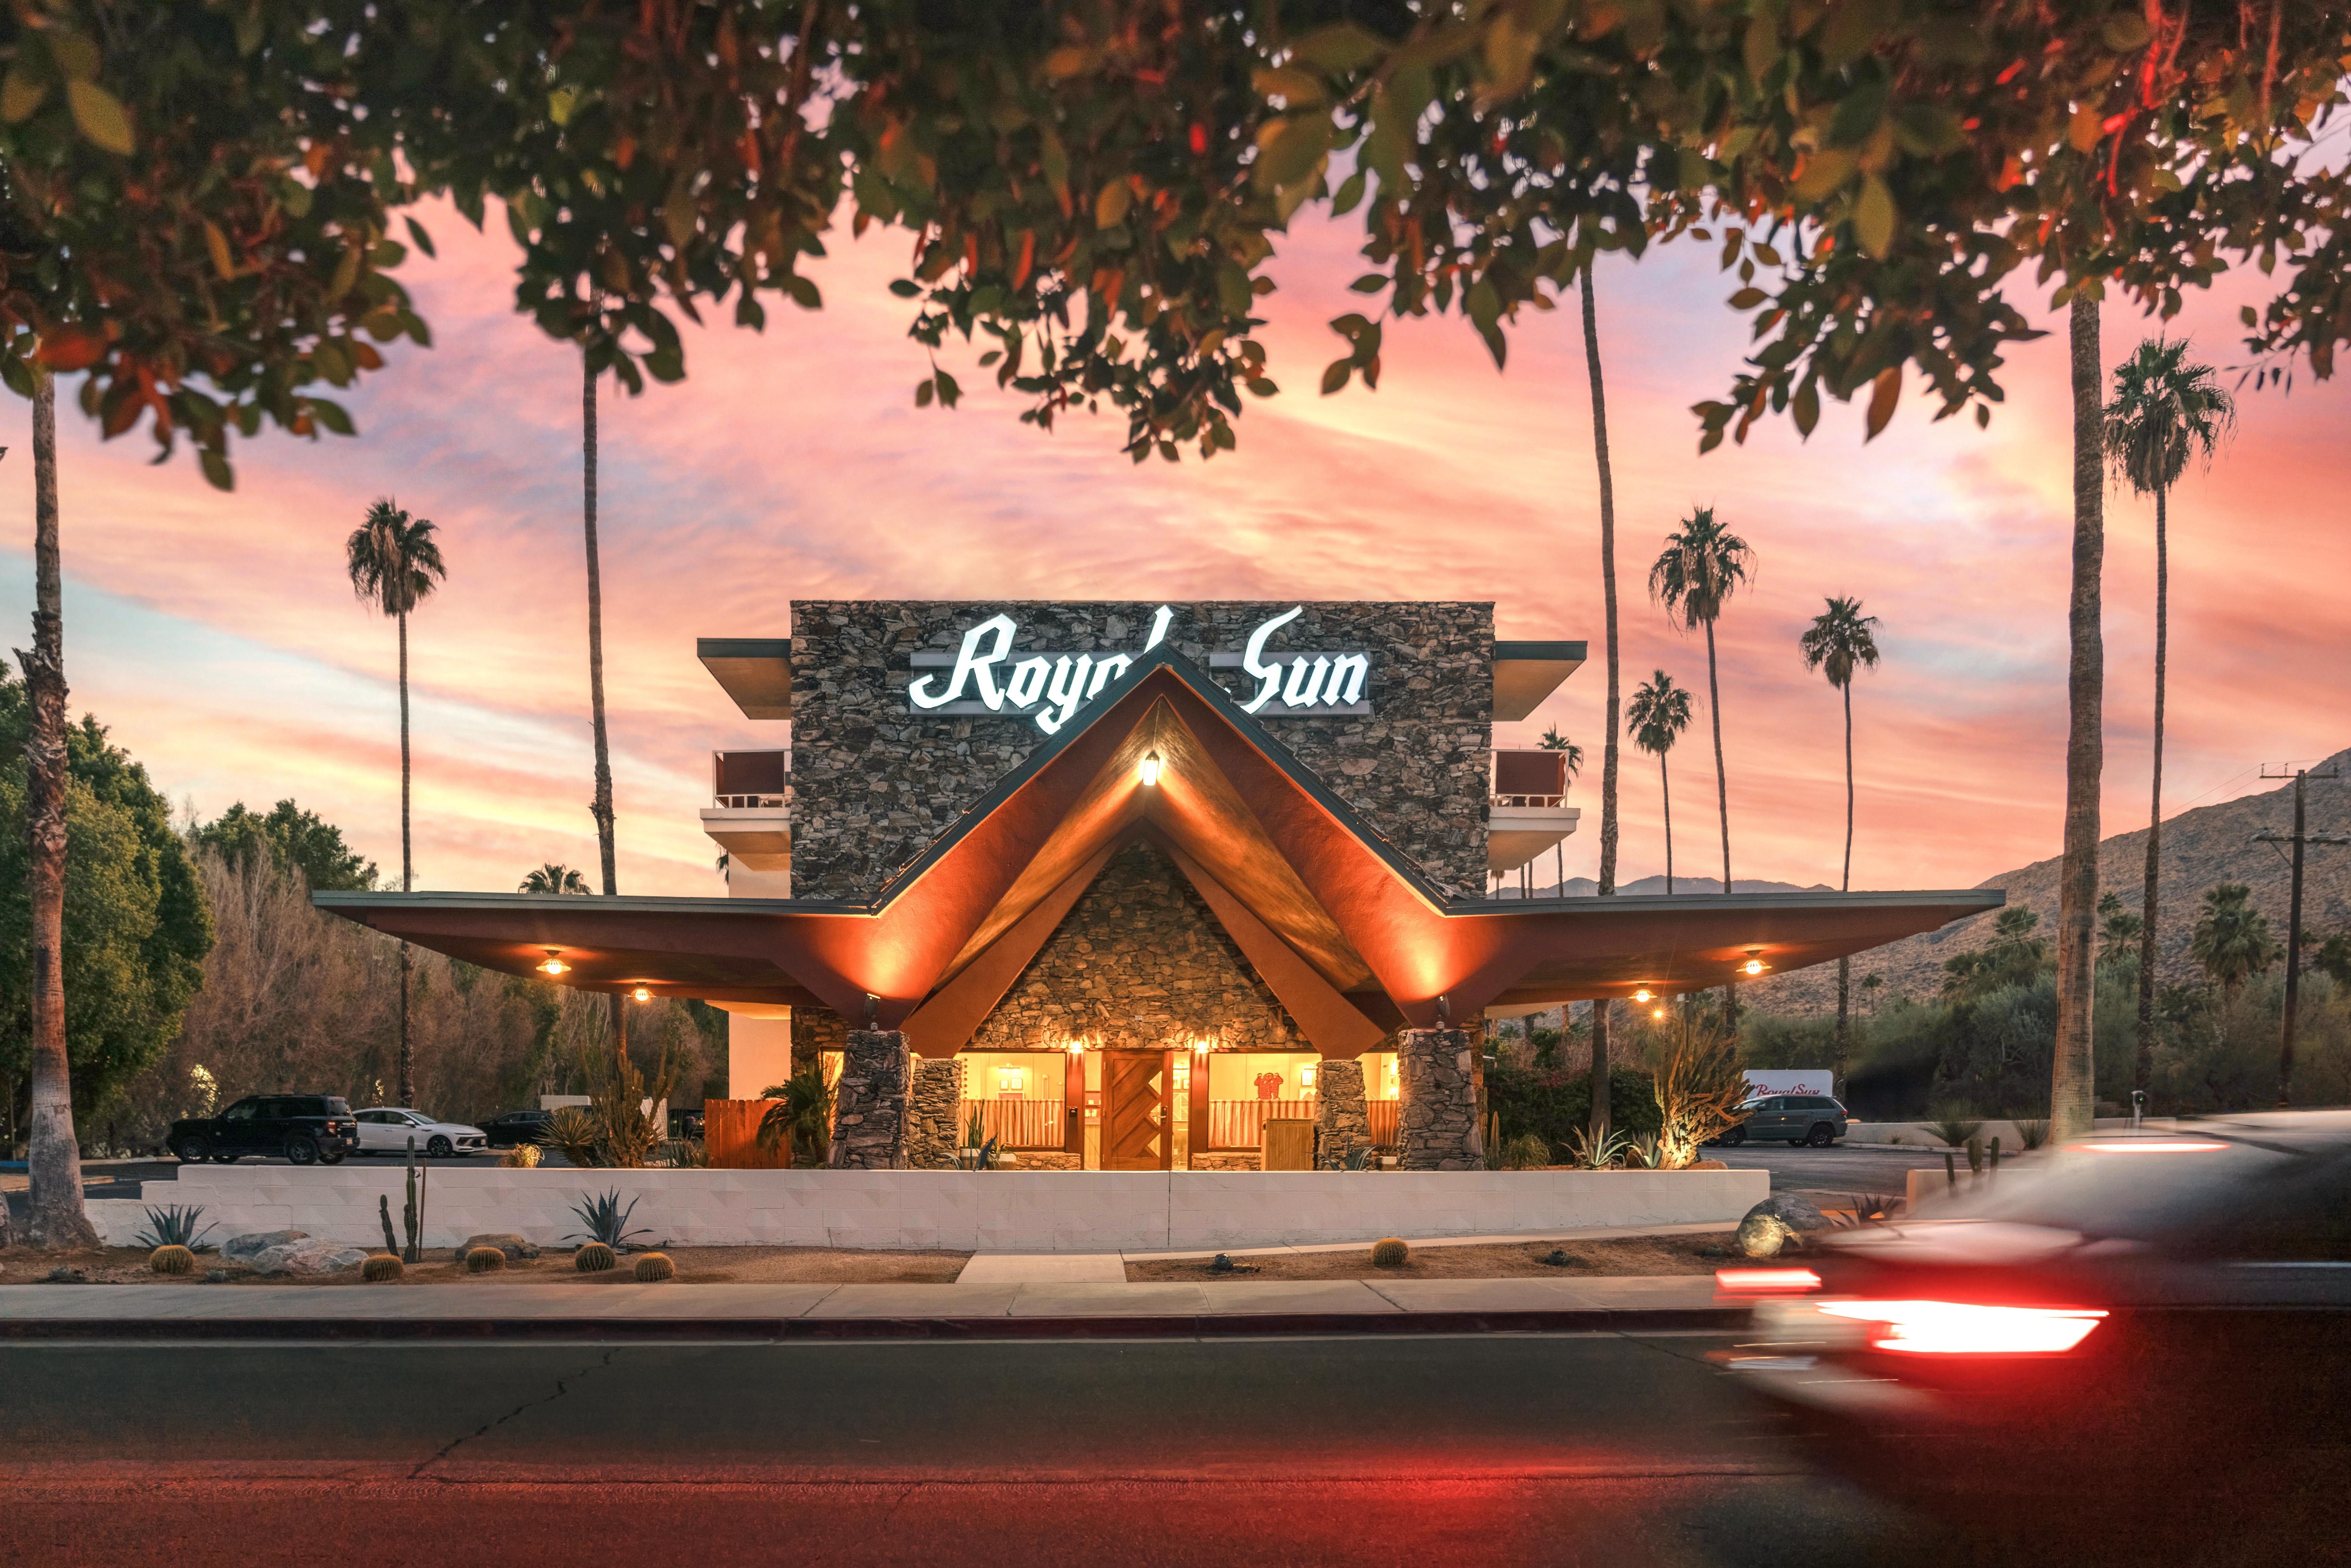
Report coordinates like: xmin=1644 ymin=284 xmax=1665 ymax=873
xmin=1491 ymin=748 xmax=1571 ymax=808
xmin=712 ymin=749 xmax=791 ymax=809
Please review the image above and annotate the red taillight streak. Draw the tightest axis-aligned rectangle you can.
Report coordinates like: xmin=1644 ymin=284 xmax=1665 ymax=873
xmin=1715 ymin=1268 xmax=1820 ymax=1293
xmin=2074 ymin=1140 xmax=2228 ymax=1153
xmin=1817 ymin=1299 xmax=2106 ymax=1354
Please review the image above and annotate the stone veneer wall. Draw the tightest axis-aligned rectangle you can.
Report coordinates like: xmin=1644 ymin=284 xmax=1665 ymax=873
xmin=791 ymin=1005 xmax=846 ymax=1075
xmin=788 ymin=601 xmax=1495 ymax=902
xmin=905 ymin=1058 xmax=964 ymax=1170
xmin=1314 ymin=1060 xmax=1371 ymax=1164
xmin=1397 ymin=1028 xmax=1480 ymax=1171
xmin=827 ymin=1030 xmax=911 ymax=1169
xmin=969 ymin=842 xmax=1303 ymax=1053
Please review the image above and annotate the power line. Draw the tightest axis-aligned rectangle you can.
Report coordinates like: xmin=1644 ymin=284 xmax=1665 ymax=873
xmin=2251 ymin=763 xmax=2347 ymax=1109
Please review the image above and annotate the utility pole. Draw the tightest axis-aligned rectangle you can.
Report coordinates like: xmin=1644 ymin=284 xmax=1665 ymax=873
xmin=2252 ymin=764 xmax=2347 ymax=1109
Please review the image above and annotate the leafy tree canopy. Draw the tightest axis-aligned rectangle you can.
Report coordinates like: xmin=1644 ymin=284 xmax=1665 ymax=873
xmin=1 ymin=2 xmax=2345 ymax=484
xmin=194 ymin=799 xmax=378 ymax=892
xmin=0 ymin=664 xmax=213 ymax=1120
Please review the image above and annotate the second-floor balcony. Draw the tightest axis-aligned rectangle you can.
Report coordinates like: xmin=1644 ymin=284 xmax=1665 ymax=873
xmin=702 ymin=750 xmax=792 ymax=876
xmin=1488 ymin=748 xmax=1581 ymax=873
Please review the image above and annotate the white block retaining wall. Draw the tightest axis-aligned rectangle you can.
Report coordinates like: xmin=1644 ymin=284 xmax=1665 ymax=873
xmin=87 ymin=1166 xmax=1769 ymax=1253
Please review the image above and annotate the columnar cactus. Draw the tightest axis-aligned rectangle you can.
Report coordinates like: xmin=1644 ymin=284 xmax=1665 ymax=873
xmin=464 ymin=1246 xmax=506 ymax=1273
xmin=632 ymin=1252 xmax=675 ymax=1282
xmin=149 ymin=1244 xmax=195 ymax=1275
xmin=575 ymin=1242 xmax=616 ymax=1273
xmin=363 ymin=1253 xmax=404 ymax=1283
xmin=1370 ymin=1238 xmax=1410 ymax=1267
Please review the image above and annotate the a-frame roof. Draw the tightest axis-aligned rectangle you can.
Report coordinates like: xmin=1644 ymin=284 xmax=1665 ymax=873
xmin=317 ymin=644 xmax=2000 ymax=1049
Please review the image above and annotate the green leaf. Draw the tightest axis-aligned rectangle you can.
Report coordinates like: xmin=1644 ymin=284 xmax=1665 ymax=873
xmin=1252 ymin=66 xmax=1327 ymax=107
xmin=888 ymin=279 xmax=922 ymax=299
xmin=1742 ymin=14 xmax=1781 ymax=82
xmin=1 ymin=67 xmax=49 ymax=124
xmin=915 ymin=379 xmax=934 ymax=408
xmin=1791 ymin=148 xmax=1856 ymax=202
xmin=1792 ymin=378 xmax=1820 ymax=437
xmin=1246 ymin=377 xmax=1278 ymax=397
xmin=549 ymin=87 xmax=579 ymax=127
xmin=1291 ymin=24 xmax=1386 ymax=74
xmin=403 ymin=217 xmax=437 ymax=259
xmin=306 ymin=396 xmax=356 ymax=436
xmin=1350 ymin=273 xmax=1388 ymax=294
xmin=1864 ymin=366 xmax=1901 ymax=439
xmin=200 ymin=449 xmax=235 ymax=491
xmin=1253 ymin=114 xmax=1332 ymax=193
xmin=1728 ymin=287 xmax=1767 ymax=309
xmin=65 ymin=80 xmax=134 ymax=155
xmin=1320 ymin=358 xmax=1351 ymax=395
xmin=233 ymin=6 xmax=264 ymax=57
xmin=933 ymin=370 xmax=960 ymax=408
xmin=45 ymin=30 xmax=99 ymax=83
xmin=2100 ymin=13 xmax=2152 ymax=51
xmin=784 ymin=273 xmax=822 ymax=309
xmin=1330 ymin=168 xmax=1367 ymax=216
xmin=1854 ymin=175 xmax=1896 ymax=260
xmin=664 ymin=186 xmax=696 ymax=248
xmin=1819 ymin=0 xmax=1896 ymax=69
xmin=1095 ymin=179 xmax=1132 ymax=230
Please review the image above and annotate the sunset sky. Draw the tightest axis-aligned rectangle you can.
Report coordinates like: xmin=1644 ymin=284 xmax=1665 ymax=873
xmin=5 ymin=198 xmax=2344 ymax=900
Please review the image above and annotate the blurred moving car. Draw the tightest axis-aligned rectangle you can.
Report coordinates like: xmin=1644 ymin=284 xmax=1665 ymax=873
xmin=169 ymin=1096 xmax=358 ymax=1166
xmin=1711 ymin=1094 xmax=1847 ymax=1148
xmin=1723 ymin=1113 xmax=2351 ymax=1536
xmin=480 ymin=1108 xmax=555 ymax=1149
xmin=352 ymin=1107 xmax=488 ymax=1158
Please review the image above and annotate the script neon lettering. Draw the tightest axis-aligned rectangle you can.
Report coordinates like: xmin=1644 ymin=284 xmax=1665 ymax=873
xmin=1240 ymin=606 xmax=1303 ymax=714
xmin=908 ymin=613 xmax=1016 ymax=710
xmin=1036 ymin=654 xmax=1096 ymax=735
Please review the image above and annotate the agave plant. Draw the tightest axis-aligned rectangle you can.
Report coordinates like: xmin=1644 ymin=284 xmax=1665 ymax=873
xmin=1916 ymin=1111 xmax=1984 ymax=1148
xmin=1564 ymin=1124 xmax=1633 ymax=1171
xmin=565 ymin=1187 xmax=654 ymax=1250
xmin=1620 ymin=1132 xmax=1673 ymax=1170
xmin=135 ymin=1204 xmax=214 ymax=1251
xmin=2012 ymin=1117 xmax=2052 ymax=1151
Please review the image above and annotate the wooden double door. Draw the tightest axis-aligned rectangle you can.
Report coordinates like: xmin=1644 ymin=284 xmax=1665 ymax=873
xmin=1102 ymin=1050 xmax=1173 ymax=1170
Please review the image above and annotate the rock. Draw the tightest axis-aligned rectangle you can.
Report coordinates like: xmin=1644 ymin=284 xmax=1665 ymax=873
xmin=462 ymin=1232 xmax=539 ymax=1261
xmin=43 ymin=1266 xmax=88 ymax=1283
xmin=1687 ymin=1159 xmax=1729 ymax=1171
xmin=222 ymin=1229 xmax=309 ymax=1262
xmin=247 ymin=1239 xmax=371 ymax=1277
xmin=1736 ymin=1195 xmax=1830 ymax=1258
xmin=204 ymin=1269 xmax=232 ymax=1283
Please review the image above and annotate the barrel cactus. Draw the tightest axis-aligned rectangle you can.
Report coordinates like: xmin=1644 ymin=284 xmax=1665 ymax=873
xmin=575 ymin=1241 xmax=616 ymax=1273
xmin=149 ymin=1244 xmax=195 ymax=1275
xmin=362 ymin=1253 xmax=404 ymax=1283
xmin=500 ymin=1142 xmax=543 ymax=1169
xmin=1370 ymin=1237 xmax=1410 ymax=1267
xmin=464 ymin=1246 xmax=506 ymax=1273
xmin=633 ymin=1251 xmax=675 ymax=1282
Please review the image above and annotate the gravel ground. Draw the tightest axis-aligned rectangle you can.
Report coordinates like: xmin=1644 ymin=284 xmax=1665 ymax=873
xmin=0 ymin=1244 xmax=971 ymax=1287
xmin=1124 ymin=1230 xmax=1738 ymax=1282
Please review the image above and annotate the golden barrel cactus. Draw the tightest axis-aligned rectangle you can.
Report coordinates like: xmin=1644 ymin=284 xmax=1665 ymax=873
xmin=464 ymin=1246 xmax=506 ymax=1274
xmin=575 ymin=1242 xmax=616 ymax=1273
xmin=632 ymin=1252 xmax=675 ymax=1282
xmin=362 ymin=1254 xmax=404 ymax=1283
xmin=149 ymin=1244 xmax=195 ymax=1275
xmin=1369 ymin=1238 xmax=1410 ymax=1267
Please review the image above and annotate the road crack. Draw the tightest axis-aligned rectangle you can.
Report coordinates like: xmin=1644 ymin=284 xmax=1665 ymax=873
xmin=410 ymin=1348 xmax=618 ymax=1479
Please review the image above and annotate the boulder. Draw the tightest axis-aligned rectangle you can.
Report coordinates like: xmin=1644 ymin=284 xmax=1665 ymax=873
xmin=462 ymin=1232 xmax=540 ymax=1261
xmin=222 ymin=1229 xmax=309 ymax=1262
xmin=1735 ymin=1195 xmax=1830 ymax=1258
xmin=1687 ymin=1159 xmax=1729 ymax=1171
xmin=248 ymin=1239 xmax=371 ymax=1277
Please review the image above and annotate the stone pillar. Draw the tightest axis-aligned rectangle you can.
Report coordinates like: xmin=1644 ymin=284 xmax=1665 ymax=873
xmin=905 ymin=1057 xmax=965 ymax=1170
xmin=827 ymin=1030 xmax=911 ymax=1169
xmin=1314 ymin=1059 xmax=1370 ymax=1166
xmin=1397 ymin=1028 xmax=1479 ymax=1171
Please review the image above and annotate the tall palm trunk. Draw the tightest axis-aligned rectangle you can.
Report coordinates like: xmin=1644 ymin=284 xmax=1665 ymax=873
xmin=2051 ymin=295 xmax=2107 ymax=1144
xmin=2133 ymin=482 xmax=2166 ymax=1092
xmin=396 ymin=602 xmax=413 ymax=1105
xmin=1835 ymin=679 xmax=1853 ymax=1084
xmin=1660 ymin=753 xmax=1674 ymax=894
xmin=582 ymin=354 xmax=617 ymax=896
xmin=20 ymin=368 xmax=96 ymax=1247
xmin=1580 ymin=263 xmax=1619 ymax=1142
xmin=1704 ymin=618 xmax=1735 ymax=1024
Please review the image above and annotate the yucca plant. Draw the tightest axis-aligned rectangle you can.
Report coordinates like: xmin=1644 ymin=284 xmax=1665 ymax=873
xmin=547 ymin=1106 xmax=603 ymax=1167
xmin=565 ymin=1187 xmax=653 ymax=1250
xmin=2012 ymin=1117 xmax=2052 ymax=1151
xmin=1916 ymin=1111 xmax=1984 ymax=1148
xmin=135 ymin=1204 xmax=214 ymax=1252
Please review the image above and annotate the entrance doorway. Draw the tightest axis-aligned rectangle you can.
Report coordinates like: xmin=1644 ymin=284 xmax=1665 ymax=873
xmin=1103 ymin=1051 xmax=1171 ymax=1171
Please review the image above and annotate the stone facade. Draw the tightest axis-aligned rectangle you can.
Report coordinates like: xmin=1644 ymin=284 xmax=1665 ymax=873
xmin=905 ymin=1058 xmax=964 ymax=1170
xmin=1189 ymin=1153 xmax=1260 ymax=1172
xmin=969 ymin=842 xmax=1302 ymax=1053
xmin=1397 ymin=1028 xmax=1480 ymax=1171
xmin=788 ymin=601 xmax=1495 ymax=902
xmin=1314 ymin=1059 xmax=1371 ymax=1165
xmin=791 ymin=1004 xmax=846 ymax=1074
xmin=827 ymin=1030 xmax=911 ymax=1169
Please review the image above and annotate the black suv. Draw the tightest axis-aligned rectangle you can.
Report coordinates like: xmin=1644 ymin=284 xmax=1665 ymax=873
xmin=480 ymin=1108 xmax=555 ymax=1149
xmin=170 ymin=1095 xmax=359 ymax=1166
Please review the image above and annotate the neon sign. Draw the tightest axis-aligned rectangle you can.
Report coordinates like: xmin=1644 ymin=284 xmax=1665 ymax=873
xmin=907 ymin=605 xmax=1371 ymax=732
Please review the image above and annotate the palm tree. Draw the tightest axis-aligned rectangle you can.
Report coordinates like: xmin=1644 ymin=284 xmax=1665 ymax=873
xmin=1536 ymin=724 xmax=1582 ymax=896
xmin=1648 ymin=507 xmax=1753 ymax=1021
xmin=2102 ymin=337 xmax=2235 ymax=1097
xmin=581 ymin=354 xmax=618 ymax=896
xmin=2191 ymin=883 xmax=2279 ymax=1006
xmin=16 ymin=367 xmax=96 ymax=1247
xmin=346 ymin=498 xmax=448 ymax=1106
xmin=1626 ymin=671 xmax=1693 ymax=892
xmin=1578 ymin=261 xmax=1622 ymax=1144
xmin=2051 ymin=294 xmax=2106 ymax=1145
xmin=1799 ymin=596 xmax=1883 ymax=1082
xmin=520 ymin=863 xmax=592 ymax=894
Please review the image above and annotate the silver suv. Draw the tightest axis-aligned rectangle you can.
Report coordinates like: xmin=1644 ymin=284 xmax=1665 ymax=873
xmin=1719 ymin=1094 xmax=1848 ymax=1148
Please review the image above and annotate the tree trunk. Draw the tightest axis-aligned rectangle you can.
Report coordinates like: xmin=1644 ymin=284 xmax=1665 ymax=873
xmin=1835 ymin=679 xmax=1853 ymax=1082
xmin=396 ymin=604 xmax=413 ymax=1105
xmin=583 ymin=353 xmax=617 ymax=896
xmin=20 ymin=369 xmax=96 ymax=1248
xmin=1660 ymin=753 xmax=1673 ymax=894
xmin=1579 ymin=262 xmax=1618 ymax=1143
xmin=1704 ymin=618 xmax=1735 ymax=1025
xmin=2051 ymin=294 xmax=2107 ymax=1145
xmin=2133 ymin=483 xmax=2166 ymax=1092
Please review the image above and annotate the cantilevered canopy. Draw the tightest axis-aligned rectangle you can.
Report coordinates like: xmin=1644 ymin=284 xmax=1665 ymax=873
xmin=317 ymin=647 xmax=1999 ymax=1051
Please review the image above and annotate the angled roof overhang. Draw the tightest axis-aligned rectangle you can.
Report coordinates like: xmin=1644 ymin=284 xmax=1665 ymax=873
xmin=318 ymin=647 xmax=2000 ymax=1042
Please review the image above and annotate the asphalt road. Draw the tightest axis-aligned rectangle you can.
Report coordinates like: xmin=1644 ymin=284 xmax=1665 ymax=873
xmin=1710 ymin=1140 xmax=1971 ymax=1199
xmin=0 ymin=1332 xmax=2211 ymax=1568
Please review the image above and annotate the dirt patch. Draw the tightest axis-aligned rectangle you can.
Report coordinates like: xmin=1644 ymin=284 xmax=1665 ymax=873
xmin=1124 ymin=1231 xmax=1738 ymax=1282
xmin=0 ymin=1244 xmax=970 ymax=1287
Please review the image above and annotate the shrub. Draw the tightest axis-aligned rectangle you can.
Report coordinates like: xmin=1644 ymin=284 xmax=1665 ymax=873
xmin=149 ymin=1244 xmax=194 ymax=1275
xmin=566 ymin=1187 xmax=653 ymax=1249
xmin=1916 ymin=1111 xmax=1984 ymax=1148
xmin=1498 ymin=1133 xmax=1550 ymax=1170
xmin=362 ymin=1254 xmax=404 ymax=1283
xmin=1651 ymin=1012 xmax=1750 ymax=1165
xmin=759 ymin=1063 xmax=834 ymax=1166
xmin=465 ymin=1246 xmax=505 ymax=1273
xmin=1486 ymin=1062 xmax=1661 ymax=1155
xmin=546 ymin=1106 xmax=603 ymax=1168
xmin=658 ymin=1138 xmax=708 ymax=1169
xmin=2013 ymin=1117 xmax=2051 ymax=1151
xmin=500 ymin=1142 xmax=543 ymax=1169
xmin=633 ymin=1252 xmax=675 ymax=1282
xmin=575 ymin=1242 xmax=617 ymax=1273
xmin=1369 ymin=1238 xmax=1409 ymax=1267
xmin=134 ymin=1203 xmax=214 ymax=1251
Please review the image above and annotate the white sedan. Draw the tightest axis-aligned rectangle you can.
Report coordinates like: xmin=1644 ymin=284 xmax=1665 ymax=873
xmin=352 ymin=1107 xmax=489 ymax=1158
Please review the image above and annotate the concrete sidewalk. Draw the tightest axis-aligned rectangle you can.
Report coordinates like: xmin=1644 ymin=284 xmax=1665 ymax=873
xmin=0 ymin=1272 xmax=1738 ymax=1340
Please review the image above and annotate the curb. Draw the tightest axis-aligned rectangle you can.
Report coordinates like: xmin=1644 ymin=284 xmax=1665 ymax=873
xmin=0 ymin=1306 xmax=1750 ymax=1342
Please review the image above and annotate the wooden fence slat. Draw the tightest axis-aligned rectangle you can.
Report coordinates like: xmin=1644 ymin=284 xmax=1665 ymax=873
xmin=704 ymin=1098 xmax=794 ymax=1170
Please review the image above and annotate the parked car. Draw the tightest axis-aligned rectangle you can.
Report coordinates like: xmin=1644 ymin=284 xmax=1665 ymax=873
xmin=352 ymin=1107 xmax=488 ymax=1158
xmin=1723 ymin=1114 xmax=2351 ymax=1540
xmin=480 ymin=1108 xmax=555 ymax=1149
xmin=169 ymin=1095 xmax=358 ymax=1166
xmin=1713 ymin=1094 xmax=1846 ymax=1148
